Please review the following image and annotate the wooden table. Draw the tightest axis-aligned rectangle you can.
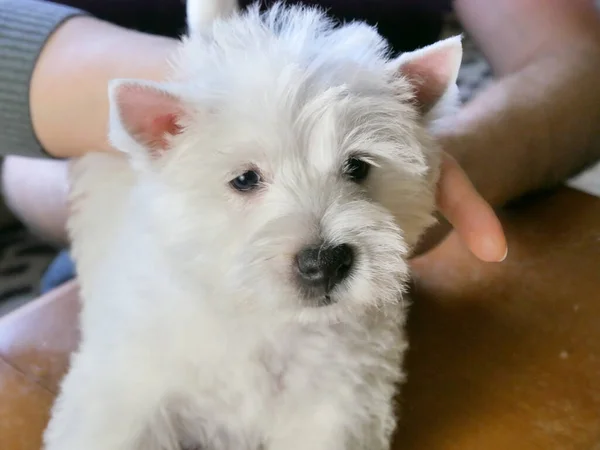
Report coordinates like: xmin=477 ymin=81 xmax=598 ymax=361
xmin=1 ymin=187 xmax=599 ymax=450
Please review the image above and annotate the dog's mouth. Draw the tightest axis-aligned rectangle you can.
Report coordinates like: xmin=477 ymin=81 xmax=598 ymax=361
xmin=316 ymin=294 xmax=336 ymax=308
xmin=298 ymin=286 xmax=345 ymax=308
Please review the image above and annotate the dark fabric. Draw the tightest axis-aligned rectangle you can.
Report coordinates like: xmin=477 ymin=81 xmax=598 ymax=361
xmin=46 ymin=0 xmax=449 ymax=52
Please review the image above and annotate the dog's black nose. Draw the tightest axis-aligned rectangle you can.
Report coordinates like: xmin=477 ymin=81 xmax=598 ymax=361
xmin=295 ymin=244 xmax=354 ymax=292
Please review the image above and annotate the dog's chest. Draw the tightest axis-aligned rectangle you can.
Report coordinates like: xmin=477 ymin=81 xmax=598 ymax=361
xmin=189 ymin=323 xmax=345 ymax=403
xmin=179 ymin=322 xmax=371 ymax=448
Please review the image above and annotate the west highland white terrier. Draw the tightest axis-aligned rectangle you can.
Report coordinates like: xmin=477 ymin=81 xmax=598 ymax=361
xmin=43 ymin=1 xmax=462 ymax=449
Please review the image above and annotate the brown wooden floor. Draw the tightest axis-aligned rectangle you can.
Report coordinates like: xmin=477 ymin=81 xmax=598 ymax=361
xmin=1 ymin=187 xmax=599 ymax=450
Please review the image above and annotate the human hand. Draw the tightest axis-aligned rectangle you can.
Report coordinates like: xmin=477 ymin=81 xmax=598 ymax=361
xmin=412 ymin=152 xmax=508 ymax=262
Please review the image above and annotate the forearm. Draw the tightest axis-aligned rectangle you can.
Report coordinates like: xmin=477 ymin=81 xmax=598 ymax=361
xmin=30 ymin=16 xmax=178 ymax=158
xmin=440 ymin=0 xmax=600 ymax=207
xmin=0 ymin=0 xmax=84 ymax=158
xmin=454 ymin=0 xmax=600 ymax=76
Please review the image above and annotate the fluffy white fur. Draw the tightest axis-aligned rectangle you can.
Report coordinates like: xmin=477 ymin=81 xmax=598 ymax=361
xmin=43 ymin=2 xmax=462 ymax=449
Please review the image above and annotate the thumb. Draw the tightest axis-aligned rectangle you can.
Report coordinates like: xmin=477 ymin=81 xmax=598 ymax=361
xmin=435 ymin=152 xmax=508 ymax=262
xmin=411 ymin=153 xmax=508 ymax=262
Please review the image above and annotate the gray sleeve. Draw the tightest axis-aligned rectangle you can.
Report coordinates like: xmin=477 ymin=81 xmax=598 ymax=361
xmin=0 ymin=0 xmax=88 ymax=158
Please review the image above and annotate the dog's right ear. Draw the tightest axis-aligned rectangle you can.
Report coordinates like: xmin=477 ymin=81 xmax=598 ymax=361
xmin=108 ymin=79 xmax=190 ymax=162
xmin=187 ymin=0 xmax=239 ymax=36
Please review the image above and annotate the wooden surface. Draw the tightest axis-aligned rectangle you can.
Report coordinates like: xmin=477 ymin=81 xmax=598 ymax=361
xmin=1 ymin=187 xmax=599 ymax=450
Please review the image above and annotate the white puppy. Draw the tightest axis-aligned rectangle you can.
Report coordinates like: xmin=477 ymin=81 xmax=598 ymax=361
xmin=43 ymin=1 xmax=462 ymax=449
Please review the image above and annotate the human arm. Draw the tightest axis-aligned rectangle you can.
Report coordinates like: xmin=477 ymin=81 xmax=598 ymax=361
xmin=0 ymin=0 xmax=178 ymax=159
xmin=414 ymin=0 xmax=600 ymax=259
xmin=445 ymin=0 xmax=600 ymax=207
xmin=29 ymin=10 xmax=178 ymax=158
xmin=0 ymin=0 xmax=86 ymax=158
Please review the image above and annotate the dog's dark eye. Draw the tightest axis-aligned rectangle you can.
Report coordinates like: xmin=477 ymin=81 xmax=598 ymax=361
xmin=344 ymin=158 xmax=371 ymax=182
xmin=230 ymin=170 xmax=261 ymax=192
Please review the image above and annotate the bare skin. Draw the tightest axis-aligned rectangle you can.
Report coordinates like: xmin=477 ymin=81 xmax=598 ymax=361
xmin=448 ymin=0 xmax=600 ymax=208
xmin=414 ymin=0 xmax=600 ymax=256
xmin=5 ymin=0 xmax=600 ymax=262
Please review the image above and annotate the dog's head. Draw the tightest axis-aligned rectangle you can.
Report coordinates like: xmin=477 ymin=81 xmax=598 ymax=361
xmin=107 ymin=4 xmax=462 ymax=322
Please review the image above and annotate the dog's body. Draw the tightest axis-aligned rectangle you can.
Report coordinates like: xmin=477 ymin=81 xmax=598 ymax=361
xmin=43 ymin=2 xmax=462 ymax=449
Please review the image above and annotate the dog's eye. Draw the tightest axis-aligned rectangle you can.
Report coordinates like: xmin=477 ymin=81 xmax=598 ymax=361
xmin=344 ymin=158 xmax=371 ymax=183
xmin=230 ymin=170 xmax=261 ymax=192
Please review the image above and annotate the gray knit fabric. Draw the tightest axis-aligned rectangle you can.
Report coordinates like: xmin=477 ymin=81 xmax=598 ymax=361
xmin=0 ymin=0 xmax=86 ymax=158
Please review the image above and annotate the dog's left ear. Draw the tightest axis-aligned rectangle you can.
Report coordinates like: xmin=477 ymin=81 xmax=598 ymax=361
xmin=391 ymin=36 xmax=463 ymax=115
xmin=108 ymin=79 xmax=190 ymax=161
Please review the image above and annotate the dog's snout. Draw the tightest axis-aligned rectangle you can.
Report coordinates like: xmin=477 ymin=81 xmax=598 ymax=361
xmin=295 ymin=243 xmax=354 ymax=292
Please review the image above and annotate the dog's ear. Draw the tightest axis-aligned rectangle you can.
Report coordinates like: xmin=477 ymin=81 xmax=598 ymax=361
xmin=108 ymin=79 xmax=190 ymax=160
xmin=391 ymin=36 xmax=462 ymax=114
xmin=187 ymin=0 xmax=239 ymax=36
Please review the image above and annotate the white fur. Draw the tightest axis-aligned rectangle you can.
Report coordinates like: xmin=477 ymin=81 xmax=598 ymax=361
xmin=187 ymin=0 xmax=238 ymax=35
xmin=43 ymin=2 xmax=461 ymax=449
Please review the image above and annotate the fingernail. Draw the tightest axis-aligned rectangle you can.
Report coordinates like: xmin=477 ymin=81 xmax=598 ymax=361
xmin=498 ymin=245 xmax=508 ymax=262
xmin=479 ymin=236 xmax=508 ymax=263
